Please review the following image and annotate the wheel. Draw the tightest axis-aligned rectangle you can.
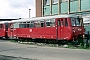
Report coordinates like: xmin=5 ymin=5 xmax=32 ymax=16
xmin=5 ymin=36 xmax=9 ymax=39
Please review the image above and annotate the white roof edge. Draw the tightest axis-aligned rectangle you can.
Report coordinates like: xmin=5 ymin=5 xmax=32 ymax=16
xmin=11 ymin=14 xmax=78 ymax=23
xmin=0 ymin=14 xmax=77 ymax=24
xmin=0 ymin=21 xmax=12 ymax=24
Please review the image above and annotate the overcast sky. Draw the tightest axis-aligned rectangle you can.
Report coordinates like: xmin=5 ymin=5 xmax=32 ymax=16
xmin=0 ymin=0 xmax=35 ymax=19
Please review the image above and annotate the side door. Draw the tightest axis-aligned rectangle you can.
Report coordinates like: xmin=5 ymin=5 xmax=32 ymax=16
xmin=0 ymin=24 xmax=3 ymax=36
xmin=57 ymin=18 xmax=64 ymax=40
xmin=9 ymin=23 xmax=14 ymax=38
xmin=12 ymin=22 xmax=18 ymax=37
xmin=1 ymin=24 xmax=5 ymax=36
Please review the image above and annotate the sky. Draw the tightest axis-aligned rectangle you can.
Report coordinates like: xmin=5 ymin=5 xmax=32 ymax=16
xmin=0 ymin=0 xmax=35 ymax=19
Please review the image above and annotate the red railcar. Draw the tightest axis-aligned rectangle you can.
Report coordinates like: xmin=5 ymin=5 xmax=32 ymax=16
xmin=8 ymin=14 xmax=84 ymax=41
xmin=0 ymin=21 xmax=11 ymax=39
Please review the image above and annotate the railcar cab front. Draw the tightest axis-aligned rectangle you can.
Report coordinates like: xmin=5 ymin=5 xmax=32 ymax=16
xmin=70 ymin=16 xmax=84 ymax=40
xmin=56 ymin=15 xmax=84 ymax=41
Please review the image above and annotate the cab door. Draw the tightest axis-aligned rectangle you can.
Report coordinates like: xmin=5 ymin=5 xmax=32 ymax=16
xmin=13 ymin=22 xmax=18 ymax=37
xmin=10 ymin=22 xmax=18 ymax=38
xmin=57 ymin=18 xmax=64 ymax=40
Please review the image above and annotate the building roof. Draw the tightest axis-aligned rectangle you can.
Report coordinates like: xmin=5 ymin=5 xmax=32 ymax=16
xmin=0 ymin=19 xmax=19 ymax=21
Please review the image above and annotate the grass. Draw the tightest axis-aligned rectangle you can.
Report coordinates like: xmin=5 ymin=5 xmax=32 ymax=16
xmin=10 ymin=39 xmax=17 ymax=43
xmin=10 ymin=39 xmax=90 ymax=50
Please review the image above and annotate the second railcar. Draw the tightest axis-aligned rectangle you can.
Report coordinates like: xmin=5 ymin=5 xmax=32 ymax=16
xmin=0 ymin=21 xmax=11 ymax=39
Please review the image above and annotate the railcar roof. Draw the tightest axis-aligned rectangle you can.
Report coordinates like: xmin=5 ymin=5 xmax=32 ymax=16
xmin=0 ymin=21 xmax=12 ymax=24
xmin=11 ymin=14 xmax=78 ymax=23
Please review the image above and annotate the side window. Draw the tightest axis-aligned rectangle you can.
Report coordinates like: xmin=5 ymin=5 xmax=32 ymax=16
xmin=27 ymin=21 xmax=34 ymax=28
xmin=19 ymin=22 xmax=27 ymax=28
xmin=46 ymin=19 xmax=55 ymax=27
xmin=22 ymin=22 xmax=27 ymax=28
xmin=61 ymin=19 xmax=64 ymax=26
xmin=19 ymin=22 xmax=23 ymax=28
xmin=27 ymin=21 xmax=30 ymax=28
xmin=0 ymin=24 xmax=3 ymax=28
xmin=71 ymin=18 xmax=76 ymax=26
xmin=35 ymin=20 xmax=41 ymax=28
xmin=40 ymin=20 xmax=45 ymax=27
xmin=58 ymin=20 xmax=60 ymax=26
xmin=46 ymin=19 xmax=51 ymax=27
xmin=14 ymin=22 xmax=19 ymax=28
xmin=10 ymin=24 xmax=13 ymax=29
xmin=65 ymin=18 xmax=68 ymax=26
xmin=19 ymin=24 xmax=22 ymax=28
xmin=31 ymin=21 xmax=34 ymax=28
xmin=58 ymin=19 xmax=64 ymax=26
xmin=50 ymin=19 xmax=55 ymax=27
xmin=5 ymin=23 xmax=9 ymax=29
xmin=22 ymin=24 xmax=27 ymax=28
xmin=0 ymin=24 xmax=1 ymax=28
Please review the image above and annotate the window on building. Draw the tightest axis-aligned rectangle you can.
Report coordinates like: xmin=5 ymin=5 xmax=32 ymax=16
xmin=46 ymin=0 xmax=50 ymax=5
xmin=53 ymin=0 xmax=58 ymax=4
xmin=70 ymin=0 xmax=78 ymax=2
xmin=45 ymin=0 xmax=50 ymax=5
xmin=61 ymin=0 xmax=68 ymax=2
xmin=61 ymin=0 xmax=78 ymax=2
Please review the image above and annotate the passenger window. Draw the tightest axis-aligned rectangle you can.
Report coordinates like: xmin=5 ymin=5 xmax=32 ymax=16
xmin=46 ymin=19 xmax=51 ymax=27
xmin=10 ymin=24 xmax=13 ymax=29
xmin=46 ymin=19 xmax=55 ymax=27
xmin=27 ymin=21 xmax=30 ymax=28
xmin=0 ymin=24 xmax=3 ymax=28
xmin=40 ymin=20 xmax=45 ymax=27
xmin=50 ymin=19 xmax=55 ymax=27
xmin=14 ymin=22 xmax=19 ymax=28
xmin=19 ymin=22 xmax=27 ymax=28
xmin=27 ymin=21 xmax=34 ymax=28
xmin=19 ymin=22 xmax=22 ymax=28
xmin=65 ymin=18 xmax=68 ymax=26
xmin=5 ymin=23 xmax=9 ymax=29
xmin=35 ymin=21 xmax=41 ymax=28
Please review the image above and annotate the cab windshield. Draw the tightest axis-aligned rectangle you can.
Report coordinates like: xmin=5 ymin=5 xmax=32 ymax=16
xmin=71 ymin=18 xmax=80 ymax=26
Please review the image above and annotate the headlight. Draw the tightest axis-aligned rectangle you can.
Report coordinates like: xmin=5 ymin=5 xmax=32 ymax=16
xmin=78 ymin=28 xmax=82 ymax=31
